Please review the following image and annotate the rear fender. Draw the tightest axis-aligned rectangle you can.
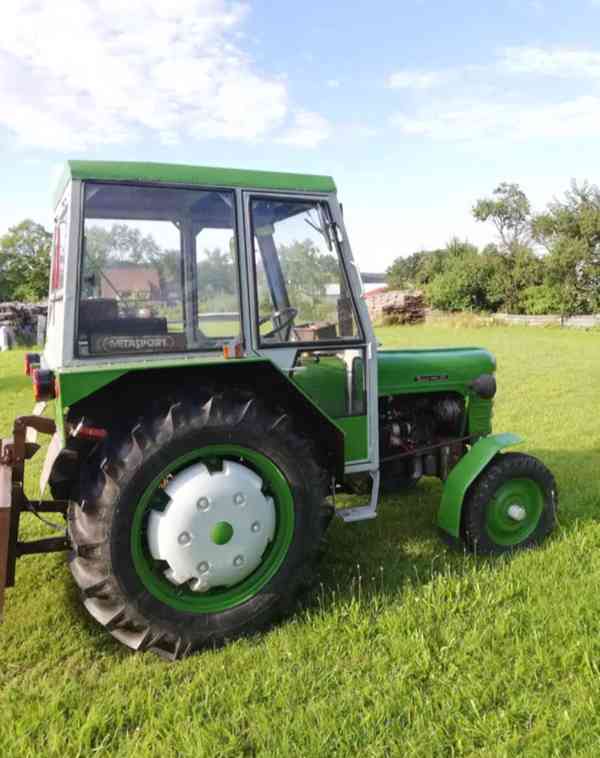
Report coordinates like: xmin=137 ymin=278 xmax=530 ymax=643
xmin=437 ymin=433 xmax=524 ymax=539
xmin=59 ymin=359 xmax=346 ymax=481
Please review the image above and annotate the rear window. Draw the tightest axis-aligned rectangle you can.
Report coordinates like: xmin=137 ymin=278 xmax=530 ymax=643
xmin=77 ymin=183 xmax=240 ymax=357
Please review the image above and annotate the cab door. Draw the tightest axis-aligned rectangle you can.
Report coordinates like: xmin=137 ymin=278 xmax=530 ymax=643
xmin=242 ymin=191 xmax=378 ymax=472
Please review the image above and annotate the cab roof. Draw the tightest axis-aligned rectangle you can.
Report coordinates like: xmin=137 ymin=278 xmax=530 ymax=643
xmin=54 ymin=160 xmax=336 ymax=207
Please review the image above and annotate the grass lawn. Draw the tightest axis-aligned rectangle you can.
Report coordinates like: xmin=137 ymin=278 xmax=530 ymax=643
xmin=1 ymin=324 xmax=600 ymax=757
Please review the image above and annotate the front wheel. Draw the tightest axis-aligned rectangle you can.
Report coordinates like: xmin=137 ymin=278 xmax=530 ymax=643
xmin=68 ymin=391 xmax=328 ymax=658
xmin=461 ymin=452 xmax=557 ymax=555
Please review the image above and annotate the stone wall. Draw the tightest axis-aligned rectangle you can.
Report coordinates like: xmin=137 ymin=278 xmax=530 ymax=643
xmin=493 ymin=313 xmax=600 ymax=328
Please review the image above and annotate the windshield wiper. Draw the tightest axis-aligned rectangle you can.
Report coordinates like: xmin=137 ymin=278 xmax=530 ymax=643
xmin=305 ymin=207 xmax=333 ymax=250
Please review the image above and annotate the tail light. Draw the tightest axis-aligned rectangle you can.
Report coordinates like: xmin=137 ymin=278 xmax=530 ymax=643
xmin=72 ymin=421 xmax=107 ymax=441
xmin=24 ymin=352 xmax=40 ymax=376
xmin=32 ymin=369 xmax=56 ymax=401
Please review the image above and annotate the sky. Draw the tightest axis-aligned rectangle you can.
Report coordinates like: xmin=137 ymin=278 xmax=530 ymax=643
xmin=1 ymin=0 xmax=600 ymax=271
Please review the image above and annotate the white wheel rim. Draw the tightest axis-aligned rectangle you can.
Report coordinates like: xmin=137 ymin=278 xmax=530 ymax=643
xmin=147 ymin=461 xmax=276 ymax=592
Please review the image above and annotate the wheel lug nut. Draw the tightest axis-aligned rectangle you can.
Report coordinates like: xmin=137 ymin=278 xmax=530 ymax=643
xmin=251 ymin=521 xmax=261 ymax=533
xmin=197 ymin=561 xmax=209 ymax=574
xmin=197 ymin=496 xmax=210 ymax=512
xmin=178 ymin=531 xmax=192 ymax=546
xmin=233 ymin=492 xmax=245 ymax=506
xmin=233 ymin=555 xmax=244 ymax=567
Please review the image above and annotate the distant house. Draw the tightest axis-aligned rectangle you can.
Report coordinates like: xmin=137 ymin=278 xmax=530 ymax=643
xmin=101 ymin=266 xmax=160 ymax=299
xmin=363 ymin=283 xmax=389 ymax=295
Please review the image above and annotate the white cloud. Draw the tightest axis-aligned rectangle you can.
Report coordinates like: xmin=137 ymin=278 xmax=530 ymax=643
xmin=501 ymin=46 xmax=600 ymax=79
xmin=387 ymin=45 xmax=600 ymax=143
xmin=391 ymin=95 xmax=600 ymax=141
xmin=278 ymin=110 xmax=331 ymax=148
xmin=387 ymin=45 xmax=600 ymax=95
xmin=0 ymin=0 xmax=327 ymax=150
xmin=387 ymin=69 xmax=448 ymax=90
xmin=326 ymin=79 xmax=340 ymax=88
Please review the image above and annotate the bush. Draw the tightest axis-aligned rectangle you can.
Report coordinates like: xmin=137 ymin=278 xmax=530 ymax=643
xmin=522 ymin=284 xmax=562 ymax=315
xmin=425 ymin=244 xmax=499 ymax=312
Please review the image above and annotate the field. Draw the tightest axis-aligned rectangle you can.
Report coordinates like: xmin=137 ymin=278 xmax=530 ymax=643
xmin=1 ymin=324 xmax=599 ymax=757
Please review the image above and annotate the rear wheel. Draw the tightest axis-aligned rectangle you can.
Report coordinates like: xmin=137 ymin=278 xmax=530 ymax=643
xmin=461 ymin=452 xmax=557 ymax=555
xmin=68 ymin=390 xmax=328 ymax=658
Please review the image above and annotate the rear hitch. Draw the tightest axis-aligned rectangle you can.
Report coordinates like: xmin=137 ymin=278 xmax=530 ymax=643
xmin=0 ymin=415 xmax=71 ymax=620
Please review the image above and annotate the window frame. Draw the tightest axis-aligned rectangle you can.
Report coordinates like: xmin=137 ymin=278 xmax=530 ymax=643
xmin=75 ymin=180 xmax=243 ymax=359
xmin=246 ymin=192 xmax=365 ymax=351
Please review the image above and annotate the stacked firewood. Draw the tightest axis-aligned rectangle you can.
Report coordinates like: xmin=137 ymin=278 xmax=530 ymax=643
xmin=368 ymin=290 xmax=425 ymax=325
xmin=0 ymin=302 xmax=48 ymax=345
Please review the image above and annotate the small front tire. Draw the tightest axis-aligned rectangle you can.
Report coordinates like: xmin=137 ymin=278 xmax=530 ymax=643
xmin=461 ymin=452 xmax=557 ymax=555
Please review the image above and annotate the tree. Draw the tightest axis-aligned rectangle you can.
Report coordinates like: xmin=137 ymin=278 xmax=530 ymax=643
xmin=278 ymin=239 xmax=338 ymax=304
xmin=521 ymin=283 xmax=562 ymax=315
xmin=425 ymin=240 xmax=499 ymax=312
xmin=484 ymin=244 xmax=545 ymax=313
xmin=84 ymin=224 xmax=161 ymax=272
xmin=532 ymin=181 xmax=600 ymax=316
xmin=197 ymin=247 xmax=235 ymax=298
xmin=386 ymin=248 xmax=448 ymax=289
xmin=472 ymin=184 xmax=548 ymax=313
xmin=472 ymin=182 xmax=532 ymax=250
xmin=84 ymin=223 xmax=180 ymax=300
xmin=0 ymin=220 xmax=51 ymax=301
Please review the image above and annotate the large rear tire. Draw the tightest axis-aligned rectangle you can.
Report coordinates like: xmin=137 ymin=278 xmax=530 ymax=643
xmin=68 ymin=389 xmax=329 ymax=659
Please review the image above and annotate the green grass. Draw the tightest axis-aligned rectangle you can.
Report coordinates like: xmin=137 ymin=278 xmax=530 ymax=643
xmin=1 ymin=325 xmax=600 ymax=757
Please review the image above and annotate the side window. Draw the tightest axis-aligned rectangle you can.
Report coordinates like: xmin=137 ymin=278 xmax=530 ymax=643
xmin=251 ymin=198 xmax=360 ymax=344
xmin=78 ymin=184 xmax=239 ymax=357
xmin=50 ymin=210 xmax=68 ymax=292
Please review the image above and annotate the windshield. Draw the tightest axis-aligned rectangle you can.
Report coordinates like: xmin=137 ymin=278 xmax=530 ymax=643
xmin=78 ymin=183 xmax=239 ymax=357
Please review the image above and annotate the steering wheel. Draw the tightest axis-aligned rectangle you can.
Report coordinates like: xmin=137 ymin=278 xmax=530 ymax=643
xmin=259 ymin=307 xmax=298 ymax=339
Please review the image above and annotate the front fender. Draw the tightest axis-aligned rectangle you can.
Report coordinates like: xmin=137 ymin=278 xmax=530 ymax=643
xmin=438 ymin=433 xmax=524 ymax=539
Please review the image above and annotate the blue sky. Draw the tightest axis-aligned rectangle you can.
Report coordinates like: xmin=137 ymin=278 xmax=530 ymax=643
xmin=2 ymin=0 xmax=600 ymax=270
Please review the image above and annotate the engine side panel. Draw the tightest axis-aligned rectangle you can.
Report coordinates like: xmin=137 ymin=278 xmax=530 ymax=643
xmin=377 ymin=347 xmax=496 ymax=396
xmin=377 ymin=347 xmax=496 ymax=445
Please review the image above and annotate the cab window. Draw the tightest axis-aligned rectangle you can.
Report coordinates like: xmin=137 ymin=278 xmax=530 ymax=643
xmin=78 ymin=183 xmax=239 ymax=357
xmin=250 ymin=198 xmax=360 ymax=344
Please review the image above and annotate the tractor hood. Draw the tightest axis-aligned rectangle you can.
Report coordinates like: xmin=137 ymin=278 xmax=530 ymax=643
xmin=377 ymin=347 xmax=496 ymax=396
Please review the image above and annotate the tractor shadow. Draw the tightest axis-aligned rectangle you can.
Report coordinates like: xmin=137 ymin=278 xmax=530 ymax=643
xmin=315 ymin=445 xmax=600 ymax=612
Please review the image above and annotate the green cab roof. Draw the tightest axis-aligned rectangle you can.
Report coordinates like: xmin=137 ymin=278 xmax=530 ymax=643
xmin=54 ymin=160 xmax=336 ymax=206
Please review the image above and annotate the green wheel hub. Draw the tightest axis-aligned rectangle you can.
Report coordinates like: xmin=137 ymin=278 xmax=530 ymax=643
xmin=131 ymin=445 xmax=295 ymax=613
xmin=211 ymin=521 xmax=234 ymax=545
xmin=485 ymin=477 xmax=544 ymax=546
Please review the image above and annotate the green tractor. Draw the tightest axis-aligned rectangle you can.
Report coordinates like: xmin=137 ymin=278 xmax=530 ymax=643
xmin=0 ymin=161 xmax=557 ymax=658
